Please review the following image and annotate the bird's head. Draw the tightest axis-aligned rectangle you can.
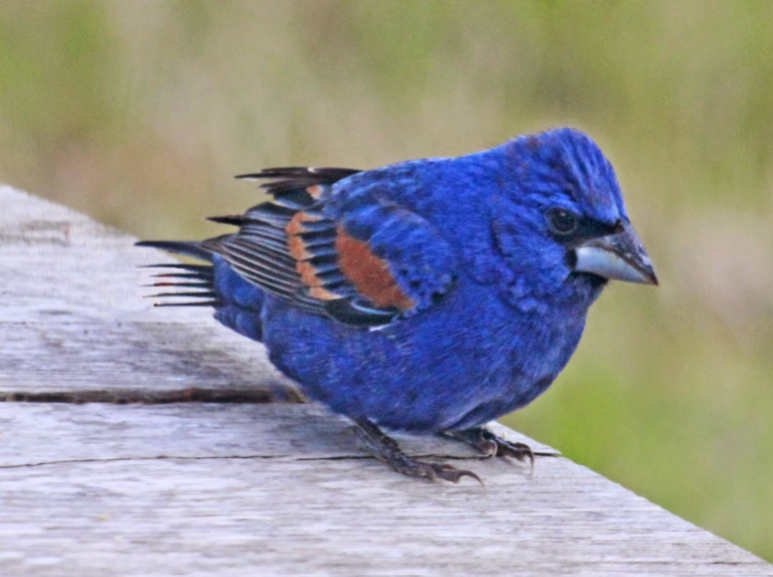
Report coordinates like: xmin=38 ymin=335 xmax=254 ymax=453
xmin=492 ymin=128 xmax=656 ymax=309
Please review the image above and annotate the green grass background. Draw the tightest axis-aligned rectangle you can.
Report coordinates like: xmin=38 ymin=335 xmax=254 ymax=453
xmin=1 ymin=0 xmax=771 ymax=561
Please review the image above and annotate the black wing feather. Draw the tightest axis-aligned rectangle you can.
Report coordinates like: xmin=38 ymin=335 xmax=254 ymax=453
xmin=137 ymin=166 xmax=400 ymax=326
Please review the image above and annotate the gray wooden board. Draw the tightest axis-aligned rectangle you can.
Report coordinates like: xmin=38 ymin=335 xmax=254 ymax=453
xmin=0 ymin=403 xmax=556 ymax=465
xmin=1 ymin=184 xmax=772 ymax=576
xmin=1 ymin=403 xmax=771 ymax=577
xmin=0 ymin=185 xmax=293 ymax=397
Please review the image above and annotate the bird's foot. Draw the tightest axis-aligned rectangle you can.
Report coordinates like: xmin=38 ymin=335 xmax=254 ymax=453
xmin=443 ymin=427 xmax=534 ymax=471
xmin=352 ymin=418 xmax=483 ymax=485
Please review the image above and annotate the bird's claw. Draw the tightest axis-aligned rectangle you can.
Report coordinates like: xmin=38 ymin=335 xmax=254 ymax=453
xmin=389 ymin=457 xmax=483 ymax=485
xmin=352 ymin=418 xmax=483 ymax=485
xmin=496 ymin=439 xmax=534 ymax=462
xmin=495 ymin=439 xmax=535 ymax=474
xmin=427 ymin=463 xmax=484 ymax=486
xmin=444 ymin=427 xmax=535 ymax=472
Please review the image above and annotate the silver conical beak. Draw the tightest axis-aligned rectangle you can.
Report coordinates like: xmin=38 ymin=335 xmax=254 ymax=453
xmin=573 ymin=222 xmax=658 ymax=285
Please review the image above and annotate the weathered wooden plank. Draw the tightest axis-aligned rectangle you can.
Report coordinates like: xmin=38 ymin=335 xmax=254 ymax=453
xmin=0 ymin=403 xmax=770 ymax=577
xmin=0 ymin=403 xmax=556 ymax=465
xmin=1 ymin=183 xmax=772 ymax=576
xmin=0 ymin=185 xmax=293 ymax=397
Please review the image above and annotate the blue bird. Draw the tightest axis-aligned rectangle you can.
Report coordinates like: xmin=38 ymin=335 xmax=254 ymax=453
xmin=137 ymin=128 xmax=657 ymax=483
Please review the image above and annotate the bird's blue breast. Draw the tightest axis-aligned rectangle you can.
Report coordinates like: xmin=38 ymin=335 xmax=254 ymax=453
xmin=249 ymin=272 xmax=590 ymax=433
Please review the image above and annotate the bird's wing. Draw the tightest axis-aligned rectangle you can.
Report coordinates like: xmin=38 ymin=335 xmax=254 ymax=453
xmin=202 ymin=167 xmax=457 ymax=327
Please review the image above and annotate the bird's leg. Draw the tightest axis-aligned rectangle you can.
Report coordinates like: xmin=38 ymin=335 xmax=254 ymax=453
xmin=443 ymin=427 xmax=534 ymax=470
xmin=352 ymin=418 xmax=482 ymax=484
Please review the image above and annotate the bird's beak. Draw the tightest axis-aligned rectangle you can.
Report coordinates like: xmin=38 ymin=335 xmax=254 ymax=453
xmin=573 ymin=222 xmax=658 ymax=285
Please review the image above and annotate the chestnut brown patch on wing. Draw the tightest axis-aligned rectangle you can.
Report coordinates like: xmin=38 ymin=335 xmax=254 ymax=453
xmin=286 ymin=212 xmax=323 ymax=261
xmin=286 ymin=212 xmax=322 ymax=236
xmin=306 ymin=184 xmax=323 ymax=199
xmin=297 ymin=261 xmax=323 ymax=287
xmin=287 ymin=235 xmax=311 ymax=261
xmin=308 ymin=286 xmax=340 ymax=301
xmin=335 ymin=227 xmax=415 ymax=311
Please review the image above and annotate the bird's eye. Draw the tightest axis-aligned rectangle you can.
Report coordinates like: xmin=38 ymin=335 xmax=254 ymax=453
xmin=547 ymin=209 xmax=578 ymax=235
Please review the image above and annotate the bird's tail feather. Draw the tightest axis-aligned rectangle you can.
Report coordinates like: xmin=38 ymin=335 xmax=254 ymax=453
xmin=136 ymin=240 xmax=219 ymax=307
xmin=135 ymin=240 xmax=214 ymax=263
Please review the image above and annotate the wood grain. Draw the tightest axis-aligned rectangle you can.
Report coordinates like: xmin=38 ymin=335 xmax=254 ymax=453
xmin=0 ymin=185 xmax=294 ymax=398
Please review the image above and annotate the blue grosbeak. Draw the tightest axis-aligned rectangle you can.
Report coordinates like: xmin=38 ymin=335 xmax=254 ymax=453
xmin=138 ymin=128 xmax=657 ymax=482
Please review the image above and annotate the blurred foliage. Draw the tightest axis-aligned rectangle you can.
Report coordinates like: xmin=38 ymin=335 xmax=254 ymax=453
xmin=1 ymin=0 xmax=772 ymax=562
